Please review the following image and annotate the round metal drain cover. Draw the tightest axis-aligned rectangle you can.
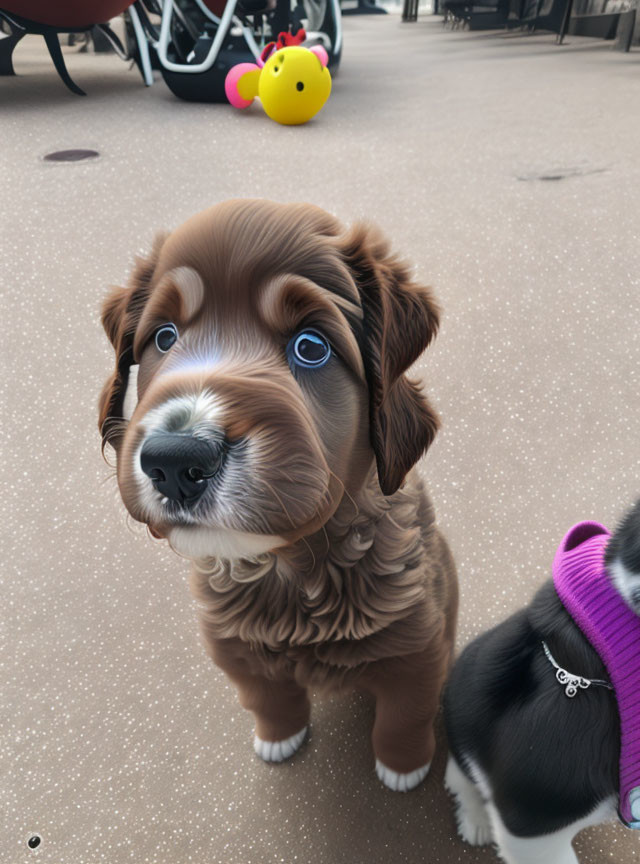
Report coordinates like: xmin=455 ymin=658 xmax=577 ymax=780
xmin=44 ymin=149 xmax=99 ymax=163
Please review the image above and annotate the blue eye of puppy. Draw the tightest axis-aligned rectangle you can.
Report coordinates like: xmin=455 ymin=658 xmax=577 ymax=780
xmin=155 ymin=324 xmax=178 ymax=353
xmin=290 ymin=331 xmax=331 ymax=368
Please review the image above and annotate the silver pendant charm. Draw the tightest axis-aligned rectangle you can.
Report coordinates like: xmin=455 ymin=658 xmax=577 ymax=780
xmin=554 ymin=668 xmax=591 ymax=698
xmin=542 ymin=641 xmax=612 ymax=699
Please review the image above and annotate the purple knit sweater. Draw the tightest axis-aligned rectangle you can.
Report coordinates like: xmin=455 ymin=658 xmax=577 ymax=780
xmin=553 ymin=521 xmax=640 ymax=829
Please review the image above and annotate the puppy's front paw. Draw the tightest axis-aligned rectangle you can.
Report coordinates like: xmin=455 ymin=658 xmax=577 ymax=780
xmin=375 ymin=759 xmax=431 ymax=791
xmin=454 ymin=807 xmax=493 ymax=847
xmin=444 ymin=757 xmax=493 ymax=846
xmin=253 ymin=726 xmax=308 ymax=763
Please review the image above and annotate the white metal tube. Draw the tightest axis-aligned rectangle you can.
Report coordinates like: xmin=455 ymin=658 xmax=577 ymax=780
xmin=129 ymin=4 xmax=154 ymax=85
xmin=157 ymin=0 xmax=239 ymax=73
xmin=331 ymin=0 xmax=342 ymax=55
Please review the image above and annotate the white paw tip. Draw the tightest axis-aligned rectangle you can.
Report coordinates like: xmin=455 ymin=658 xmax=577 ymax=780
xmin=456 ymin=815 xmax=493 ymax=847
xmin=375 ymin=759 xmax=431 ymax=791
xmin=253 ymin=726 xmax=308 ymax=763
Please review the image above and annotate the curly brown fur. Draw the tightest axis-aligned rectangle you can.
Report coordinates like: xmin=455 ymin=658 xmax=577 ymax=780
xmin=191 ymin=470 xmax=456 ymax=684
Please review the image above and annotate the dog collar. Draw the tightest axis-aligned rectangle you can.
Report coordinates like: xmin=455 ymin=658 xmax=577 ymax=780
xmin=541 ymin=641 xmax=612 ymax=698
xmin=553 ymin=522 xmax=640 ymax=830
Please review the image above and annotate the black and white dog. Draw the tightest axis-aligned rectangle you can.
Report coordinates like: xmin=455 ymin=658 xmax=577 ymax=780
xmin=443 ymin=501 xmax=640 ymax=864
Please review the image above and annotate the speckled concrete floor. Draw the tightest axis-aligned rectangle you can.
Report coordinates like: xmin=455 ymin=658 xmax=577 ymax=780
xmin=2 ymin=15 xmax=639 ymax=864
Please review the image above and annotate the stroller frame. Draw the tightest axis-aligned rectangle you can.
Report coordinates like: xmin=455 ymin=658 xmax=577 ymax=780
xmin=155 ymin=0 xmax=342 ymax=76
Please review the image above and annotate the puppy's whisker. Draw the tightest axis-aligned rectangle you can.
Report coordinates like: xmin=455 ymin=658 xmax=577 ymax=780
xmin=298 ymin=535 xmax=317 ymax=574
xmin=145 ymin=524 xmax=162 ymax=544
xmin=103 ymin=449 xmax=117 ymax=470
xmin=166 ymin=537 xmax=197 ymax=563
xmin=124 ymin=511 xmax=140 ymax=536
xmin=274 ymin=468 xmax=336 ymax=525
xmin=260 ymin=479 xmax=299 ymax=531
xmin=328 ymin=469 xmax=358 ymax=520
xmin=271 ymin=468 xmax=327 ymax=519
xmin=254 ymin=480 xmax=320 ymax=573
xmin=320 ymin=523 xmax=331 ymax=557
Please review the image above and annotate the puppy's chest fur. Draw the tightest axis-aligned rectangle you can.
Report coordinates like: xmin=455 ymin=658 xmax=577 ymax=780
xmin=191 ymin=475 xmax=452 ymax=686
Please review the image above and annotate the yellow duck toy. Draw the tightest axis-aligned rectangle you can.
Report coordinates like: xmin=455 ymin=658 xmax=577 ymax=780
xmin=225 ymin=29 xmax=331 ymax=126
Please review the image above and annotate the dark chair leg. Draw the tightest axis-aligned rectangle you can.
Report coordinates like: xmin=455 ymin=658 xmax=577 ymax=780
xmin=95 ymin=23 xmax=127 ymax=59
xmin=0 ymin=29 xmax=25 ymax=75
xmin=557 ymin=0 xmax=573 ymax=43
xmin=614 ymin=7 xmax=635 ymax=50
xmin=43 ymin=29 xmax=86 ymax=95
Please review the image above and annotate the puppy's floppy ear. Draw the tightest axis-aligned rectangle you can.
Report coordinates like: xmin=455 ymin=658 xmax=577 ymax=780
xmin=98 ymin=233 xmax=166 ymax=452
xmin=340 ymin=224 xmax=440 ymax=495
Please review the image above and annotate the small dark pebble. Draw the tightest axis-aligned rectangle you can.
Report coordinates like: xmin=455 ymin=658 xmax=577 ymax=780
xmin=28 ymin=835 xmax=41 ymax=849
xmin=44 ymin=149 xmax=99 ymax=162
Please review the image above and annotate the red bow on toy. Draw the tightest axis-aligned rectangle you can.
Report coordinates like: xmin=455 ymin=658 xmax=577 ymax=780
xmin=260 ymin=28 xmax=306 ymax=64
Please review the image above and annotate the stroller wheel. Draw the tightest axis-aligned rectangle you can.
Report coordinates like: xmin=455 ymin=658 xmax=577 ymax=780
xmin=159 ymin=32 xmax=257 ymax=101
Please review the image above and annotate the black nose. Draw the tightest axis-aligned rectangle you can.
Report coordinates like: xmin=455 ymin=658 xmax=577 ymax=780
xmin=140 ymin=433 xmax=225 ymax=506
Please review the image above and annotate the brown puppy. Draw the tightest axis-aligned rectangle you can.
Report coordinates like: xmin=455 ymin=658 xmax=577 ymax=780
xmin=99 ymin=199 xmax=458 ymax=790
